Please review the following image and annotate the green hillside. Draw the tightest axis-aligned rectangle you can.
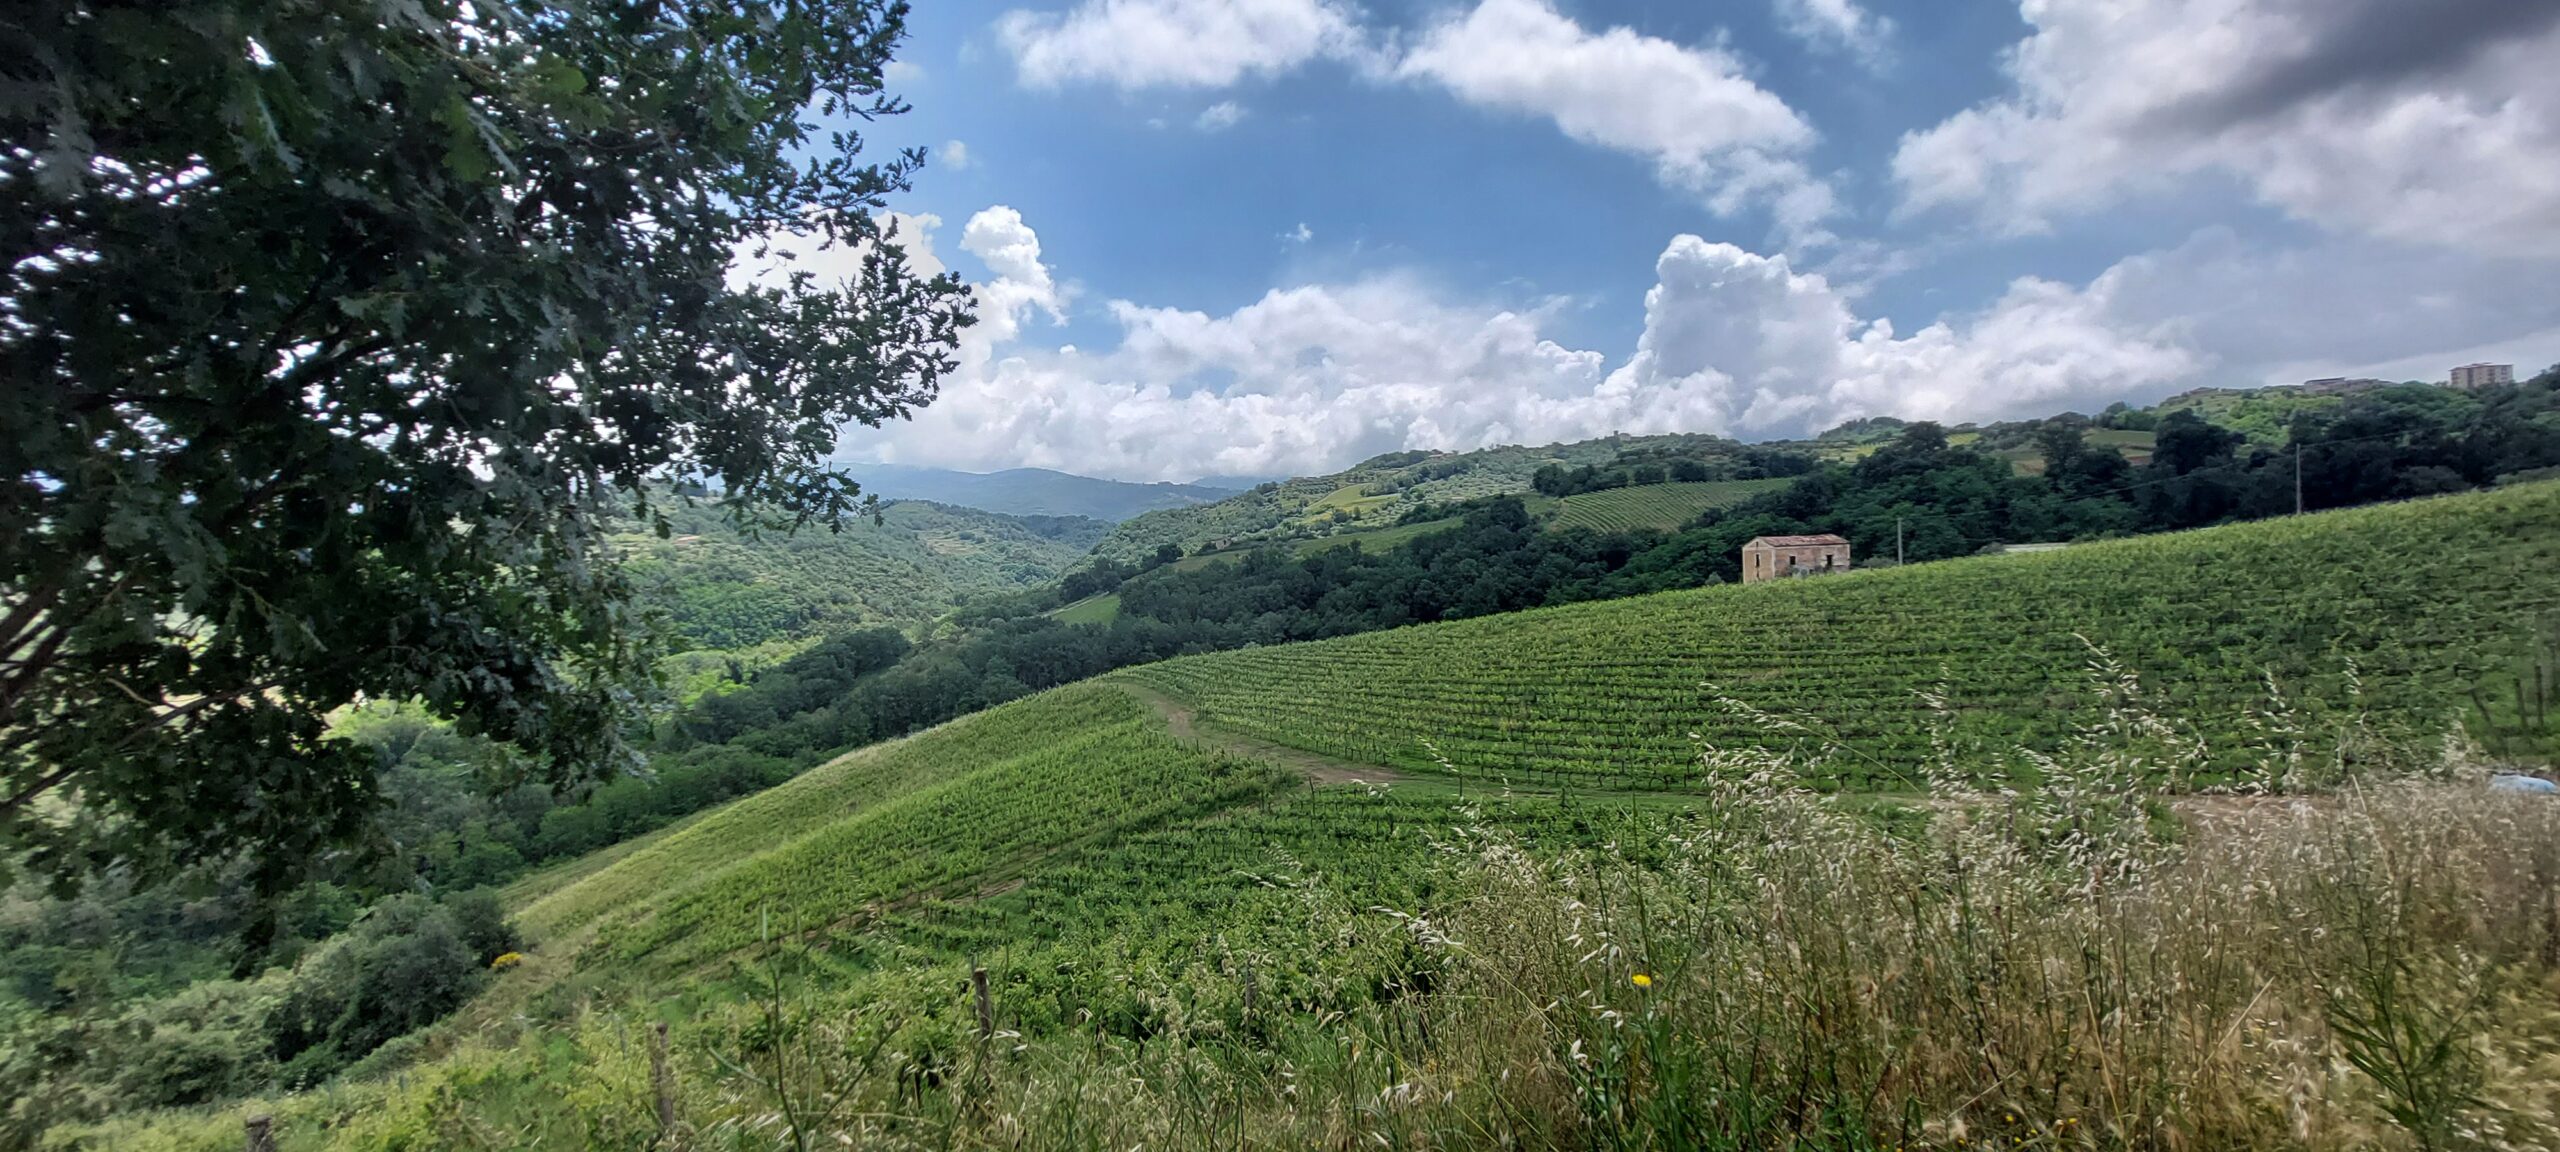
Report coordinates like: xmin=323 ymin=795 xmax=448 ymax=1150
xmin=526 ymin=481 xmax=2559 ymax=979
xmin=1049 ymin=591 xmax=1122 ymax=624
xmin=1092 ymin=434 xmax=1800 ymax=563
xmin=2152 ymin=385 xmax=2352 ymax=442
xmin=620 ymin=499 xmax=1111 ymax=651
xmin=838 ymin=463 xmax=1240 ymax=522
xmin=1168 ymin=515 xmax=1465 ymax=571
xmin=1156 ymin=476 xmax=1786 ymax=573
xmin=63 ymin=484 xmax=2560 ymax=1150
xmin=1127 ymin=481 xmax=2560 ymax=789
xmin=1539 ymin=478 xmax=1791 ymax=532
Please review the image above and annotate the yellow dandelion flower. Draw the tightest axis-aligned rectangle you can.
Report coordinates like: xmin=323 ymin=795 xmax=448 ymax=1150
xmin=1630 ymin=973 xmax=1652 ymax=988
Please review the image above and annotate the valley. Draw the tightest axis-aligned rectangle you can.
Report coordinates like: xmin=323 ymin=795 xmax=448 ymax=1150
xmin=57 ymin=480 xmax=2560 ymax=1150
xmin=18 ymin=7 xmax=2560 ymax=1148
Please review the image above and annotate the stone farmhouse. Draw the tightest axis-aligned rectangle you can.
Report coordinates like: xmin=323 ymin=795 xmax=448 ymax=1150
xmin=1741 ymin=534 xmax=1852 ymax=584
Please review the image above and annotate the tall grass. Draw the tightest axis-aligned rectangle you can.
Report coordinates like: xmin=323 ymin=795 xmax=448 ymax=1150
xmin=64 ymin=674 xmax=2560 ymax=1151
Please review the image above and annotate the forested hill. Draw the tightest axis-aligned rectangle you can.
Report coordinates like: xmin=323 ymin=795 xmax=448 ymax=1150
xmin=838 ymin=463 xmax=1239 ymax=522
xmin=617 ymin=498 xmax=1109 ymax=652
xmin=1092 ymin=434 xmax=1811 ymax=563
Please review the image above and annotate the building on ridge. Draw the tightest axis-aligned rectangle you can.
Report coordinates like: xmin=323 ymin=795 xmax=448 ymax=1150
xmin=2449 ymin=363 xmax=2514 ymax=390
xmin=1741 ymin=534 xmax=1852 ymax=584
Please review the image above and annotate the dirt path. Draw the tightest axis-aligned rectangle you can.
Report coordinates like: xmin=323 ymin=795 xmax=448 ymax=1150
xmin=1116 ymin=683 xmax=1408 ymax=786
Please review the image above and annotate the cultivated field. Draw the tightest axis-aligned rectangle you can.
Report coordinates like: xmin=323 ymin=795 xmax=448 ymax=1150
xmin=1126 ymin=482 xmax=2560 ymax=789
xmin=80 ymin=483 xmax=2560 ymax=1151
xmin=1539 ymin=477 xmax=1790 ymax=532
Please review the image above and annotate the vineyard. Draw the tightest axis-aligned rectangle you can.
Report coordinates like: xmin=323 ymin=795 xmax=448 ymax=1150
xmin=515 ymin=688 xmax=1184 ymax=940
xmin=531 ymin=685 xmax=1293 ymax=976
xmin=537 ymin=482 xmax=2560 ymax=976
xmin=75 ymin=484 xmax=2560 ymax=1150
xmin=1122 ymin=482 xmax=2560 ymax=790
xmin=517 ymin=482 xmax=2560 ymax=986
xmin=1540 ymin=478 xmax=1790 ymax=533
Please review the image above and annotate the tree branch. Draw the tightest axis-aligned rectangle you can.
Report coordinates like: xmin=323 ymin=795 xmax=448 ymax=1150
xmin=0 ymin=761 xmax=77 ymax=816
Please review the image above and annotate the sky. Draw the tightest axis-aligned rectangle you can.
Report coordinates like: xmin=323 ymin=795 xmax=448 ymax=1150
xmin=802 ymin=0 xmax=2560 ymax=484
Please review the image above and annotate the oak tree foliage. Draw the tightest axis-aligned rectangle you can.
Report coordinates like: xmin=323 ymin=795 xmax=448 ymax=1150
xmin=0 ymin=0 xmax=973 ymax=890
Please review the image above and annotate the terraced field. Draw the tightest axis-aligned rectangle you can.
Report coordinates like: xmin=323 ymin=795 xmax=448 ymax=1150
xmin=93 ymin=486 xmax=2560 ymax=1149
xmin=518 ymin=688 xmax=1283 ymax=951
xmin=502 ymin=481 xmax=2560 ymax=991
xmin=594 ymin=708 xmax=1284 ymax=974
xmin=1540 ymin=478 xmax=1790 ymax=532
xmin=1123 ymin=483 xmax=2560 ymax=790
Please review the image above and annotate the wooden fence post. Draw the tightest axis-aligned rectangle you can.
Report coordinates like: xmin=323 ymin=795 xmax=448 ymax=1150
xmin=650 ymin=1020 xmax=675 ymax=1135
xmin=970 ymin=963 xmax=995 ymax=1042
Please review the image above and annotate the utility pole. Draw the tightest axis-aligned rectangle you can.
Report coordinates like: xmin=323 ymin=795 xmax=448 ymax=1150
xmin=1896 ymin=516 xmax=1905 ymax=566
xmin=2294 ymin=440 xmax=2304 ymax=516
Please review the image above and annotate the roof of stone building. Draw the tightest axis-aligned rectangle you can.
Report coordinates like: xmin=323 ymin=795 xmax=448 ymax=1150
xmin=1744 ymin=534 xmax=1851 ymax=548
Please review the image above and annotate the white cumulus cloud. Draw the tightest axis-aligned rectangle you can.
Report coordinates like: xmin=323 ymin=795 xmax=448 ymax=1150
xmin=996 ymin=0 xmax=1370 ymax=90
xmin=841 ymin=209 xmax=2314 ymax=481
xmin=1395 ymin=0 xmax=1835 ymax=239
xmin=1602 ymin=239 xmax=2200 ymax=437
xmin=729 ymin=211 xmax=948 ymax=291
xmin=957 ymin=206 xmax=1068 ymax=349
xmin=996 ymin=0 xmax=1835 ymax=241
xmin=1894 ymin=0 xmax=2560 ymax=255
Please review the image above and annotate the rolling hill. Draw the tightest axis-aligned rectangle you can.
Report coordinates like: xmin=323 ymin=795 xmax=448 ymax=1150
xmin=619 ymin=499 xmax=1110 ymax=652
xmin=1537 ymin=477 xmax=1792 ymax=532
xmin=837 ymin=462 xmax=1240 ymax=522
xmin=1127 ymin=483 xmax=2559 ymax=790
xmin=1089 ymin=434 xmax=1802 ymax=563
xmin=1153 ymin=478 xmax=1794 ymax=572
xmin=528 ymin=481 xmax=2559 ymax=979
xmin=72 ymin=482 xmax=2560 ymax=1149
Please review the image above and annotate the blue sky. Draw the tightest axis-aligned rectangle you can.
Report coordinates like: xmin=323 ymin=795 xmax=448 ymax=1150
xmin=809 ymin=0 xmax=2560 ymax=482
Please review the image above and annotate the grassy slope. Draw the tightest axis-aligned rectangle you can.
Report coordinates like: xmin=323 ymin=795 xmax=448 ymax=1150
xmin=1050 ymin=592 xmax=1122 ymax=624
xmin=1540 ymin=478 xmax=1791 ymax=533
xmin=526 ymin=483 xmax=2558 ymax=980
xmin=80 ymin=485 xmax=2560 ymax=1149
xmin=517 ymin=689 xmax=1144 ymax=939
xmin=1092 ymin=435 xmax=1762 ymax=563
xmin=1164 ymin=477 xmax=1785 ymax=573
xmin=522 ymin=685 xmax=1293 ymax=978
xmin=1166 ymin=517 xmax=1466 ymax=572
xmin=1124 ymin=482 xmax=2560 ymax=789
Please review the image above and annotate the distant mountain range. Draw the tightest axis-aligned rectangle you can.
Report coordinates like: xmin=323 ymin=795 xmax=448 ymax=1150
xmin=839 ymin=463 xmax=1241 ymax=523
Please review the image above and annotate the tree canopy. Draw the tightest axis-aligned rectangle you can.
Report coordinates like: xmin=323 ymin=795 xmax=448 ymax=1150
xmin=1 ymin=0 xmax=971 ymax=890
